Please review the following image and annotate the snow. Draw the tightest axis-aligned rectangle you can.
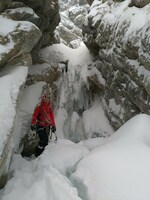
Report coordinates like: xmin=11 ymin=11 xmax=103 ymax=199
xmin=0 ymin=15 xmax=37 ymax=58
xmin=0 ymin=16 xmax=17 ymax=35
xmin=78 ymin=137 xmax=107 ymax=151
xmin=83 ymin=101 xmax=114 ymax=138
xmin=0 ymin=66 xmax=28 ymax=157
xmin=72 ymin=114 xmax=150 ymax=200
xmin=0 ymin=2 xmax=149 ymax=199
xmin=40 ymin=42 xmax=92 ymax=71
xmin=1 ymin=114 xmax=150 ymax=200
xmin=38 ymin=141 xmax=89 ymax=175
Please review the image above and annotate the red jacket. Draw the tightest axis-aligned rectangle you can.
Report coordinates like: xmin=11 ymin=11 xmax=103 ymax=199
xmin=31 ymin=99 xmax=56 ymax=127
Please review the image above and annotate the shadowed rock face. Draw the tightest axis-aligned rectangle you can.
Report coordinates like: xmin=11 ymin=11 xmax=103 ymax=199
xmin=83 ymin=0 xmax=150 ymax=129
xmin=131 ymin=0 xmax=150 ymax=8
xmin=0 ymin=0 xmax=11 ymax=11
xmin=86 ymin=0 xmax=94 ymax=5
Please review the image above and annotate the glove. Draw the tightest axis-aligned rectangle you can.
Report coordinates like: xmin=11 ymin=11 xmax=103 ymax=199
xmin=31 ymin=124 xmax=37 ymax=131
xmin=51 ymin=126 xmax=56 ymax=133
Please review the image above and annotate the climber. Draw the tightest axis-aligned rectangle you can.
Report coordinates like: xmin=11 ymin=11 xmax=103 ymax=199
xmin=31 ymin=93 xmax=56 ymax=157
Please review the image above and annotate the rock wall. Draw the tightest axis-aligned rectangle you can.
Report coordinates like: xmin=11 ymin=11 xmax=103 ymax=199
xmin=15 ymin=0 xmax=60 ymax=62
xmin=83 ymin=0 xmax=150 ymax=129
xmin=0 ymin=0 xmax=60 ymax=187
xmin=56 ymin=0 xmax=89 ymax=48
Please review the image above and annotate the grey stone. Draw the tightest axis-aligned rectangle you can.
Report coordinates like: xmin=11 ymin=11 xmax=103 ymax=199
xmin=0 ymin=0 xmax=12 ymax=12
xmin=131 ymin=0 xmax=150 ymax=8
xmin=0 ymin=21 xmax=41 ymax=68
xmin=83 ymin=0 xmax=150 ymax=129
xmin=2 ymin=7 xmax=39 ymax=24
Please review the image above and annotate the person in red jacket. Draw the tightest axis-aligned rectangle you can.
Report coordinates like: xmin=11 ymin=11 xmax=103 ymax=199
xmin=31 ymin=94 xmax=56 ymax=157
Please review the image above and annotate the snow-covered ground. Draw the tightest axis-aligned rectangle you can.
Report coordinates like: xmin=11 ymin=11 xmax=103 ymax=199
xmin=72 ymin=114 xmax=150 ymax=200
xmin=0 ymin=114 xmax=150 ymax=200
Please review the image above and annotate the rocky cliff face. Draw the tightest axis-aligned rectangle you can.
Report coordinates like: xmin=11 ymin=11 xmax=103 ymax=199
xmin=0 ymin=0 xmax=60 ymax=187
xmin=56 ymin=0 xmax=89 ymax=48
xmin=83 ymin=0 xmax=150 ymax=129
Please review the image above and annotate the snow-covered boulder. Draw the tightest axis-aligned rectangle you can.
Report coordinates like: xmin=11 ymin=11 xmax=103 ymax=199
xmin=38 ymin=140 xmax=89 ymax=175
xmin=0 ymin=0 xmax=60 ymax=64
xmin=0 ymin=16 xmax=41 ymax=68
xmin=0 ymin=141 xmax=88 ymax=200
xmin=72 ymin=114 xmax=150 ymax=200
